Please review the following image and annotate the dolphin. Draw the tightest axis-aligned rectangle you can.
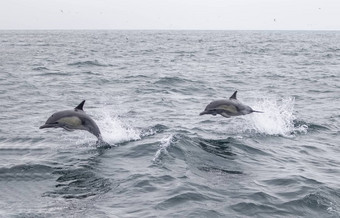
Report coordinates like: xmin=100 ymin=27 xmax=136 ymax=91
xmin=40 ymin=100 xmax=106 ymax=145
xmin=199 ymin=91 xmax=263 ymax=118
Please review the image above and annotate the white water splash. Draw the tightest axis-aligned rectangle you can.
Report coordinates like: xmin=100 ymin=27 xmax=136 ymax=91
xmin=153 ymin=134 xmax=174 ymax=162
xmin=244 ymin=97 xmax=308 ymax=137
xmin=95 ymin=110 xmax=141 ymax=144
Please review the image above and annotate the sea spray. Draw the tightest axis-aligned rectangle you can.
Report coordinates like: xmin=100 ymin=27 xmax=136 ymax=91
xmin=246 ymin=97 xmax=308 ymax=136
xmin=94 ymin=110 xmax=141 ymax=144
xmin=153 ymin=134 xmax=174 ymax=162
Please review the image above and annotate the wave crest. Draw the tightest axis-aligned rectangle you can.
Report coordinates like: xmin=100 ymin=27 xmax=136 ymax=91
xmin=68 ymin=60 xmax=111 ymax=67
xmin=153 ymin=134 xmax=175 ymax=162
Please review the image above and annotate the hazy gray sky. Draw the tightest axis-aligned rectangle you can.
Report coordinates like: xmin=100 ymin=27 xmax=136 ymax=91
xmin=1 ymin=0 xmax=339 ymax=30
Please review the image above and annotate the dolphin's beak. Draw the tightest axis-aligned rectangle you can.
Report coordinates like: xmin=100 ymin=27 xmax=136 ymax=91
xmin=199 ymin=111 xmax=208 ymax=116
xmin=39 ymin=123 xmax=55 ymax=129
xmin=39 ymin=124 xmax=48 ymax=129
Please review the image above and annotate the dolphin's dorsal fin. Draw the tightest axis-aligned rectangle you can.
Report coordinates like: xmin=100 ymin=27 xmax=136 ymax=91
xmin=229 ymin=91 xmax=237 ymax=100
xmin=75 ymin=100 xmax=85 ymax=111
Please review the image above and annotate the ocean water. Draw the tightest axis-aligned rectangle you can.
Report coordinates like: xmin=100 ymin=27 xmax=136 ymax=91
xmin=0 ymin=30 xmax=339 ymax=217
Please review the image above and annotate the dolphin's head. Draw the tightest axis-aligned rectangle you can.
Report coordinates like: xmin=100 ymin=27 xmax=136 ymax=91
xmin=200 ymin=105 xmax=212 ymax=116
xmin=199 ymin=100 xmax=224 ymax=116
xmin=40 ymin=111 xmax=63 ymax=129
xmin=39 ymin=110 xmax=82 ymax=130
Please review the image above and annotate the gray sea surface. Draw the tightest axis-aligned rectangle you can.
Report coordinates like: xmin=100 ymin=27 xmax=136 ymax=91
xmin=0 ymin=30 xmax=339 ymax=217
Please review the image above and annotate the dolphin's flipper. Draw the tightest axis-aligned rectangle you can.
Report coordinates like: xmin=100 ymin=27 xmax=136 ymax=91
xmin=229 ymin=91 xmax=237 ymax=100
xmin=75 ymin=100 xmax=86 ymax=111
xmin=62 ymin=126 xmax=75 ymax=132
xmin=220 ymin=112 xmax=231 ymax=118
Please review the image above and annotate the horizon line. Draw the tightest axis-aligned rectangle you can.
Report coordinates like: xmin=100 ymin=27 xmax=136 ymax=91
xmin=1 ymin=28 xmax=340 ymax=31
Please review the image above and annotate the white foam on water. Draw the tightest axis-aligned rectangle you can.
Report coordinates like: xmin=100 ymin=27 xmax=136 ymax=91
xmin=244 ymin=97 xmax=308 ymax=137
xmin=153 ymin=134 xmax=174 ymax=162
xmin=94 ymin=110 xmax=142 ymax=144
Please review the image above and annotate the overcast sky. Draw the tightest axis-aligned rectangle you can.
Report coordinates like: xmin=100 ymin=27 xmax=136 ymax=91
xmin=1 ymin=0 xmax=339 ymax=30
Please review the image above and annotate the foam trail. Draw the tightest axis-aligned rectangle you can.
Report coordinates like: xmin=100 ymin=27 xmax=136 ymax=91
xmin=246 ymin=97 xmax=308 ymax=136
xmin=153 ymin=134 xmax=174 ymax=162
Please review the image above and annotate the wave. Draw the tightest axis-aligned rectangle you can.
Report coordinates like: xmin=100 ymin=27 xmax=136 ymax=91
xmin=67 ymin=60 xmax=111 ymax=67
xmin=281 ymin=188 xmax=340 ymax=217
xmin=194 ymin=137 xmax=237 ymax=159
xmin=155 ymin=191 xmax=221 ymax=210
xmin=154 ymin=76 xmax=188 ymax=85
xmin=0 ymin=137 xmax=53 ymax=150
xmin=140 ymin=124 xmax=168 ymax=138
xmin=32 ymin=66 xmax=49 ymax=71
xmin=152 ymin=134 xmax=252 ymax=162
xmin=294 ymin=120 xmax=330 ymax=132
xmin=198 ymin=166 xmax=242 ymax=175
xmin=152 ymin=134 xmax=249 ymax=177
xmin=44 ymin=167 xmax=111 ymax=199
xmin=153 ymin=134 xmax=175 ymax=162
xmin=0 ymin=164 xmax=53 ymax=181
xmin=0 ymin=136 xmax=46 ymax=144
xmin=231 ymin=201 xmax=292 ymax=217
xmin=230 ymin=186 xmax=340 ymax=217
xmin=37 ymin=71 xmax=71 ymax=77
xmin=42 ymin=145 xmax=114 ymax=199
